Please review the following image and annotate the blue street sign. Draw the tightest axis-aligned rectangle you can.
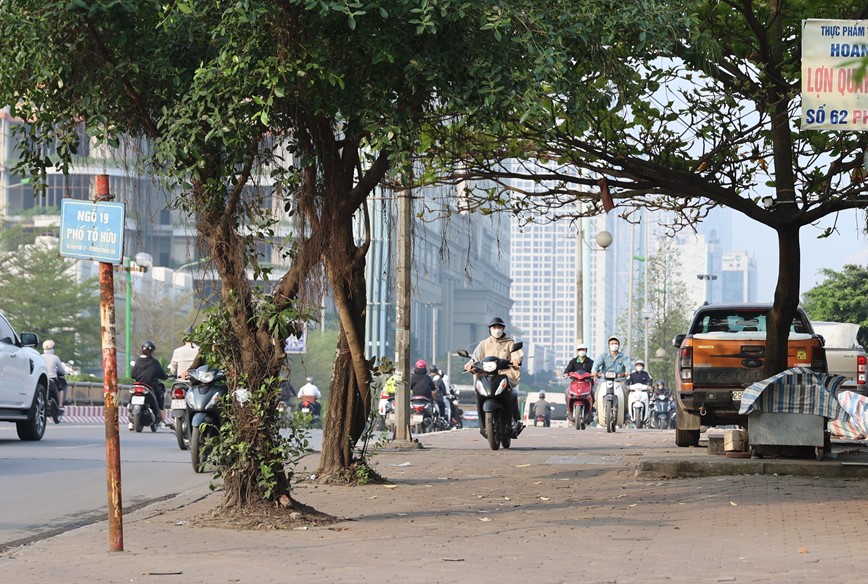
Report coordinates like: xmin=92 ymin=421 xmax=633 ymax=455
xmin=59 ymin=199 xmax=126 ymax=263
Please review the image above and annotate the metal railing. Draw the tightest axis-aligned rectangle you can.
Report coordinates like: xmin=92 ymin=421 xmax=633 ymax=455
xmin=66 ymin=381 xmax=133 ymax=406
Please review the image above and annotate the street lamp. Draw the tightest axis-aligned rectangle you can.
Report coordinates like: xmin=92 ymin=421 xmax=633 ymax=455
xmin=641 ymin=306 xmax=653 ymax=364
xmin=697 ymin=273 xmax=718 ymax=304
xmin=575 ymin=225 xmax=613 ymax=348
xmin=119 ymin=253 xmax=152 ymax=378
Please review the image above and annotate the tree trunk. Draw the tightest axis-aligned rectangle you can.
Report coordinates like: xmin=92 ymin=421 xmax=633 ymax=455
xmin=764 ymin=225 xmax=801 ymax=377
xmin=317 ymin=217 xmax=371 ymax=482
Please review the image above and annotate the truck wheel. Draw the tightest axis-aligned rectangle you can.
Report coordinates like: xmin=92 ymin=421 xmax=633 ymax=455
xmin=675 ymin=428 xmax=700 ymax=447
xmin=17 ymin=384 xmax=47 ymax=441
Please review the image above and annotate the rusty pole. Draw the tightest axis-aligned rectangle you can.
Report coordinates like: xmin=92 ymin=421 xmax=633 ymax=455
xmin=95 ymin=174 xmax=124 ymax=552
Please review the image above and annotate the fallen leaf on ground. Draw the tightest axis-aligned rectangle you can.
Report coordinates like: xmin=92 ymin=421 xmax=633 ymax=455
xmin=515 ymin=464 xmax=532 ymax=468
xmin=479 ymin=517 xmax=492 ymax=522
xmin=799 ymin=547 xmax=809 ymax=554
xmin=730 ymin=501 xmax=738 ymax=506
xmin=367 ymin=495 xmax=377 ymax=500
xmin=383 ymin=484 xmax=397 ymax=489
xmin=539 ymin=497 xmax=550 ymax=501
xmin=628 ymin=503 xmax=637 ymax=508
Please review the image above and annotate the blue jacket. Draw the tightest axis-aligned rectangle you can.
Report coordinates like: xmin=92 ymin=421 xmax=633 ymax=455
xmin=593 ymin=351 xmax=631 ymax=375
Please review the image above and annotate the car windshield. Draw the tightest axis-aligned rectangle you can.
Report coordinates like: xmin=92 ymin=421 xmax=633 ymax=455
xmin=690 ymin=310 xmax=810 ymax=335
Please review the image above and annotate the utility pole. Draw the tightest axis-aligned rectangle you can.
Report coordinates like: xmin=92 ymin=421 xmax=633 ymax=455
xmin=575 ymin=218 xmax=584 ymax=345
xmin=393 ymin=178 xmax=413 ymax=442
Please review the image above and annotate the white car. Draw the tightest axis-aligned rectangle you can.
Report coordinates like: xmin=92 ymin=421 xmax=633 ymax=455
xmin=0 ymin=312 xmax=49 ymax=440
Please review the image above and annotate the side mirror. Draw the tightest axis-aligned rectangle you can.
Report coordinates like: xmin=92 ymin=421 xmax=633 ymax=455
xmin=457 ymin=349 xmax=470 ymax=358
xmin=672 ymin=334 xmax=685 ymax=348
xmin=20 ymin=332 xmax=39 ymax=347
xmin=511 ymin=341 xmax=523 ymax=352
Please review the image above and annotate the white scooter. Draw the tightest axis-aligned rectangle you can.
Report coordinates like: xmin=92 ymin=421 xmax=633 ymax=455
xmin=595 ymin=371 xmax=627 ymax=432
xmin=627 ymin=383 xmax=651 ymax=429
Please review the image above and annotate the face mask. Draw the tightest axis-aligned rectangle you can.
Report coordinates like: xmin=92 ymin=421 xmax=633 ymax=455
xmin=577 ymin=351 xmax=587 ymax=358
xmin=490 ymin=327 xmax=505 ymax=339
xmin=609 ymin=343 xmax=620 ymax=352
xmin=636 ymin=366 xmax=644 ymax=372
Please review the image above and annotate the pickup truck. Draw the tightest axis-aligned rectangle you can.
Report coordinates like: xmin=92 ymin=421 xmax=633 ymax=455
xmin=0 ymin=312 xmax=49 ymax=440
xmin=672 ymin=303 xmax=827 ymax=447
xmin=811 ymin=321 xmax=867 ymax=394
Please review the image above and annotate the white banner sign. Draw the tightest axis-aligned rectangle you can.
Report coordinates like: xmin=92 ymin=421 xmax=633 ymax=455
xmin=801 ymin=19 xmax=868 ymax=131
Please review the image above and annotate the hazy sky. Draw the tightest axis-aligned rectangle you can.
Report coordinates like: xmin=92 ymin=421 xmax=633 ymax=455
xmin=732 ymin=208 xmax=867 ymax=301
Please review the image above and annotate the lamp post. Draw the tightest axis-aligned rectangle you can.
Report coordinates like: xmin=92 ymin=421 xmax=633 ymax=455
xmin=575 ymin=225 xmax=613 ymax=347
xmin=641 ymin=306 xmax=653 ymax=364
xmin=697 ymin=273 xmax=718 ymax=304
xmin=121 ymin=253 xmax=152 ymax=378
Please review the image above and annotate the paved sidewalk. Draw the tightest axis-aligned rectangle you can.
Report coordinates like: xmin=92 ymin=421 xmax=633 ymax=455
xmin=2 ymin=427 xmax=867 ymax=583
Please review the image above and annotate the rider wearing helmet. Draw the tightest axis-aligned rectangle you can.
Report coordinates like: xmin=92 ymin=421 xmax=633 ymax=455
xmin=465 ymin=316 xmax=525 ymax=437
xmin=593 ymin=336 xmax=632 ymax=377
xmin=130 ymin=340 xmax=171 ymax=430
xmin=627 ymin=359 xmax=652 ymax=386
xmin=410 ymin=359 xmax=436 ymax=400
xmin=563 ymin=342 xmax=594 ymax=376
xmin=533 ymin=390 xmax=552 ymax=427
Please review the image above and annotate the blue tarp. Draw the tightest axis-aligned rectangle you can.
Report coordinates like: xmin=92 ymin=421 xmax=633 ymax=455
xmin=738 ymin=367 xmax=848 ymax=420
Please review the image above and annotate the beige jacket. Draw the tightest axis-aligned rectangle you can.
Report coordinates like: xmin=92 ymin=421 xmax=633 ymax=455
xmin=468 ymin=335 xmax=523 ymax=386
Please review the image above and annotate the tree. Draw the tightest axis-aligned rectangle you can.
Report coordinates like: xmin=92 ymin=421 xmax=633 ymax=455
xmin=1 ymin=1 xmax=675 ymax=504
xmin=0 ymin=236 xmax=101 ymax=366
xmin=433 ymin=0 xmax=868 ymax=379
xmin=802 ymin=264 xmax=868 ymax=347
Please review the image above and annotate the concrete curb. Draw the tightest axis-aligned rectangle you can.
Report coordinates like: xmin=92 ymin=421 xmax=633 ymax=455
xmin=636 ymin=454 xmax=868 ymax=478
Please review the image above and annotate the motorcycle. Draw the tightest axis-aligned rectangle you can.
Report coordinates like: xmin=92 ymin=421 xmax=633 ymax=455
xmin=457 ymin=341 xmax=524 ymax=450
xmin=566 ymin=371 xmax=594 ymax=430
xmin=445 ymin=386 xmax=463 ymax=429
xmin=409 ymin=394 xmax=437 ymax=433
xmin=299 ymin=398 xmax=322 ymax=428
xmin=183 ymin=366 xmax=228 ymax=473
xmin=169 ymin=378 xmax=191 ymax=450
xmin=650 ymin=388 xmax=673 ymax=429
xmin=376 ymin=389 xmax=396 ymax=432
xmin=47 ymin=373 xmax=66 ymax=424
xmin=533 ymin=404 xmax=554 ymax=427
xmin=627 ymin=383 xmax=651 ymax=429
xmin=594 ymin=371 xmax=626 ymax=433
xmin=128 ymin=382 xmax=160 ymax=433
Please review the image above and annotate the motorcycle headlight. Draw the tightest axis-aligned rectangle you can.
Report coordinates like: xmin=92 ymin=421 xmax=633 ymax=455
xmin=475 ymin=380 xmax=489 ymax=396
xmin=494 ymin=378 xmax=508 ymax=395
xmin=482 ymin=361 xmax=497 ymax=373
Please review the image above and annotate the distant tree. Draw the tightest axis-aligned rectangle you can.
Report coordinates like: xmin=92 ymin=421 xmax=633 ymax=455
xmin=802 ymin=264 xmax=868 ymax=348
xmin=0 ymin=237 xmax=101 ymax=366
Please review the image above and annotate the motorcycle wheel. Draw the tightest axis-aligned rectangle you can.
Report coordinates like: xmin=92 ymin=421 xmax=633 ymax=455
xmin=134 ymin=412 xmax=144 ymax=433
xmin=579 ymin=405 xmax=586 ymax=430
xmin=573 ymin=404 xmax=581 ymax=430
xmin=501 ymin=436 xmax=511 ymax=449
xmin=49 ymin=398 xmax=60 ymax=424
xmin=191 ymin=425 xmax=209 ymax=473
xmin=634 ymin=406 xmax=644 ymax=429
xmin=485 ymin=412 xmax=499 ymax=451
xmin=175 ymin=417 xmax=189 ymax=450
xmin=607 ymin=406 xmax=616 ymax=433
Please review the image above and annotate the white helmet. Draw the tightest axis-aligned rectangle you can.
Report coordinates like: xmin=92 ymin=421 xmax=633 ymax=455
xmin=43 ymin=339 xmax=55 ymax=350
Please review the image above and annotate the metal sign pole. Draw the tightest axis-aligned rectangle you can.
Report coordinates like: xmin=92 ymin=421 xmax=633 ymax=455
xmin=94 ymin=175 xmax=124 ymax=552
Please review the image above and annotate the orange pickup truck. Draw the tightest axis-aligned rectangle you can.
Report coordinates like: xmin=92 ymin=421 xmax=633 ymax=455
xmin=672 ymin=303 xmax=827 ymax=447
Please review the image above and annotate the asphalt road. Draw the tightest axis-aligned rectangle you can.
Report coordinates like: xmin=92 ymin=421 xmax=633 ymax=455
xmin=0 ymin=422 xmax=324 ymax=550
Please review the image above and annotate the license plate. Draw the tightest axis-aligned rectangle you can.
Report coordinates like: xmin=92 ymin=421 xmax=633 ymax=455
xmin=411 ymin=414 xmax=423 ymax=424
xmin=732 ymin=391 xmax=744 ymax=401
xmin=131 ymin=395 xmax=145 ymax=405
xmin=171 ymin=399 xmax=186 ymax=410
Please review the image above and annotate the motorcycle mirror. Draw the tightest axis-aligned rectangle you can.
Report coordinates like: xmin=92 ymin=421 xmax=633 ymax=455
xmin=456 ymin=349 xmax=470 ymax=358
xmin=511 ymin=341 xmax=523 ymax=352
xmin=130 ymin=360 xmax=136 ymax=367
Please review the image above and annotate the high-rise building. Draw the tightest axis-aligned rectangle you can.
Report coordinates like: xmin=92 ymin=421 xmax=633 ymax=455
xmin=721 ymin=250 xmax=757 ymax=303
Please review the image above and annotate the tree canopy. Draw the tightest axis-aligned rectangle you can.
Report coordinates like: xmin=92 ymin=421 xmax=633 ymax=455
xmin=0 ymin=0 xmax=690 ymax=506
xmin=427 ymin=0 xmax=868 ymax=376
xmin=802 ymin=264 xmax=868 ymax=347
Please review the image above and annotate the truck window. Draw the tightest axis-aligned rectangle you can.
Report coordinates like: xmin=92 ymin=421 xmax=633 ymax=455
xmin=690 ymin=310 xmax=810 ymax=335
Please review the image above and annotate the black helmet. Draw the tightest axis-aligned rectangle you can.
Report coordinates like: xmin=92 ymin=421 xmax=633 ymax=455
xmin=142 ymin=340 xmax=156 ymax=352
xmin=488 ymin=316 xmax=505 ymax=327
